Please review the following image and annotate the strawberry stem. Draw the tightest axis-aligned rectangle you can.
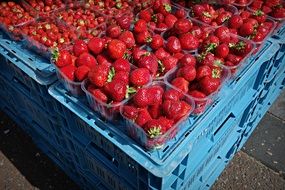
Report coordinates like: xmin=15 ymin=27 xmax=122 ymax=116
xmin=147 ymin=126 xmax=162 ymax=138
xmin=125 ymin=86 xmax=136 ymax=98
xmin=107 ymin=67 xmax=116 ymax=82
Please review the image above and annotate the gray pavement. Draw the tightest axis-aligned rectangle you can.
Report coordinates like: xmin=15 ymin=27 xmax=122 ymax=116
xmin=0 ymin=90 xmax=285 ymax=189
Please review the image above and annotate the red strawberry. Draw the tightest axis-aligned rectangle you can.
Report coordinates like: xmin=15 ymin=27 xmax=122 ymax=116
xmin=162 ymin=100 xmax=191 ymax=121
xmin=106 ymin=25 xmax=121 ymax=38
xmin=137 ymin=54 xmax=158 ymax=77
xmin=166 ymin=36 xmax=181 ymax=53
xmin=53 ymin=49 xmax=72 ymax=68
xmin=196 ymin=65 xmax=212 ymax=80
xmin=148 ymin=85 xmax=164 ymax=104
xmin=60 ymin=64 xmax=76 ymax=81
xmin=144 ymin=117 xmax=173 ymax=138
xmin=73 ymin=40 xmax=88 ymax=56
xmin=163 ymin=89 xmax=180 ymax=101
xmin=215 ymin=26 xmax=231 ymax=43
xmin=164 ymin=14 xmax=178 ymax=28
xmin=88 ymin=87 xmax=108 ymax=103
xmin=155 ymin=48 xmax=171 ymax=60
xmin=113 ymin=71 xmax=130 ymax=84
xmin=136 ymin=108 xmax=152 ymax=127
xmin=113 ymin=58 xmax=131 ymax=72
xmin=226 ymin=54 xmax=242 ymax=65
xmin=161 ymin=56 xmax=178 ymax=72
xmin=130 ymin=68 xmax=151 ymax=86
xmin=88 ymin=37 xmax=105 ymax=55
xmin=148 ymin=104 xmax=161 ymax=119
xmin=199 ymin=76 xmax=221 ymax=95
xmin=179 ymin=54 xmax=196 ymax=67
xmin=215 ymin=43 xmax=229 ymax=58
xmin=180 ymin=65 xmax=196 ymax=82
xmin=228 ymin=15 xmax=243 ymax=29
xmin=119 ymin=31 xmax=135 ymax=48
xmin=199 ymin=53 xmax=216 ymax=66
xmin=134 ymin=19 xmax=148 ymax=33
xmin=188 ymin=90 xmax=207 ymax=114
xmin=107 ymin=39 xmax=127 ymax=60
xmin=157 ymin=3 xmax=172 ymax=16
xmin=171 ymin=77 xmax=189 ymax=94
xmin=104 ymin=79 xmax=127 ymax=102
xmin=139 ymin=9 xmax=152 ymax=22
xmin=88 ymin=64 xmax=109 ymax=87
xmin=96 ymin=54 xmax=112 ymax=66
xmin=122 ymin=105 xmax=138 ymax=120
xmin=76 ymin=53 xmax=97 ymax=68
xmin=150 ymin=34 xmax=164 ymax=50
xmin=239 ymin=22 xmax=254 ymax=36
xmin=174 ymin=18 xmax=192 ymax=34
xmin=132 ymin=47 xmax=149 ymax=62
xmin=179 ymin=33 xmax=199 ymax=51
xmin=75 ymin=65 xmax=90 ymax=81
xmin=133 ymin=88 xmax=153 ymax=107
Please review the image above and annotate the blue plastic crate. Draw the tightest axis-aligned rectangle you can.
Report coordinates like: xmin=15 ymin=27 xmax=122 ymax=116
xmin=47 ymin=39 xmax=279 ymax=190
xmin=0 ymin=38 xmax=57 ymax=113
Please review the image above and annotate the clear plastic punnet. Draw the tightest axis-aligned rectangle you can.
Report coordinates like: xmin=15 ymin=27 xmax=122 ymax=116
xmin=120 ymin=81 xmax=195 ymax=150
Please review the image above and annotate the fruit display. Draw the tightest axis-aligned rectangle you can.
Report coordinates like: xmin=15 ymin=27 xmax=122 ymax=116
xmin=0 ymin=0 xmax=284 ymax=150
xmin=24 ymin=0 xmax=65 ymax=17
xmin=249 ymin=0 xmax=285 ymax=20
xmin=164 ymin=54 xmax=230 ymax=114
xmin=0 ymin=1 xmax=37 ymax=40
xmin=176 ymin=3 xmax=238 ymax=26
xmin=21 ymin=17 xmax=78 ymax=58
xmin=226 ymin=10 xmax=275 ymax=44
xmin=121 ymin=81 xmax=194 ymax=149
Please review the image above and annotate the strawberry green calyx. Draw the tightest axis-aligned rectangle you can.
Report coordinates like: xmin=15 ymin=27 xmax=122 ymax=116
xmin=254 ymin=10 xmax=264 ymax=16
xmin=197 ymin=52 xmax=206 ymax=62
xmin=125 ymin=86 xmax=136 ymax=98
xmin=147 ymin=126 xmax=162 ymax=138
xmin=163 ymin=4 xmax=172 ymax=13
xmin=116 ymin=2 xmax=122 ymax=9
xmin=107 ymin=67 xmax=116 ymax=82
xmin=202 ymin=12 xmax=212 ymax=18
xmin=214 ymin=59 xmax=224 ymax=67
xmin=212 ymin=68 xmax=221 ymax=79
xmin=205 ymin=43 xmax=217 ymax=53
xmin=230 ymin=41 xmax=245 ymax=50
xmin=158 ymin=60 xmax=165 ymax=74
xmin=146 ymin=37 xmax=152 ymax=43
xmin=51 ymin=47 xmax=59 ymax=62
xmin=152 ymin=15 xmax=158 ymax=22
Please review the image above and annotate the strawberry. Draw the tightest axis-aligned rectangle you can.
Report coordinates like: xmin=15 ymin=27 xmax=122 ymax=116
xmin=157 ymin=3 xmax=172 ymax=16
xmin=133 ymin=88 xmax=153 ymax=107
xmin=215 ymin=43 xmax=229 ymax=58
xmin=179 ymin=33 xmax=199 ymax=51
xmin=144 ymin=117 xmax=173 ymax=138
xmin=226 ymin=54 xmax=242 ymax=65
xmin=199 ymin=53 xmax=216 ymax=66
xmin=148 ymin=85 xmax=164 ymax=104
xmin=88 ymin=37 xmax=105 ymax=55
xmin=88 ymin=87 xmax=108 ymax=103
xmin=136 ymin=108 xmax=152 ymax=126
xmin=132 ymin=47 xmax=149 ymax=62
xmin=171 ymin=77 xmax=189 ymax=94
xmin=113 ymin=71 xmax=130 ymax=84
xmin=113 ymin=58 xmax=131 ymax=72
xmin=96 ymin=54 xmax=112 ymax=66
xmin=199 ymin=68 xmax=221 ymax=95
xmin=75 ymin=52 xmax=97 ymax=68
xmin=252 ymin=10 xmax=266 ymax=23
xmin=215 ymin=26 xmax=231 ymax=44
xmin=73 ymin=40 xmax=88 ymax=56
xmin=139 ymin=9 xmax=152 ymax=22
xmin=162 ymin=100 xmax=191 ymax=121
xmin=137 ymin=53 xmax=158 ymax=77
xmin=134 ymin=19 xmax=148 ymax=33
xmin=150 ymin=34 xmax=164 ymax=50
xmin=160 ymin=56 xmax=178 ymax=72
xmin=60 ymin=64 xmax=76 ymax=81
xmin=129 ymin=68 xmax=151 ymax=86
xmin=52 ymin=49 xmax=72 ymax=68
xmin=239 ymin=22 xmax=254 ymax=36
xmin=155 ymin=48 xmax=171 ymax=60
xmin=88 ymin=64 xmax=109 ymax=87
xmin=107 ymin=39 xmax=127 ymax=60
xmin=164 ymin=14 xmax=178 ymax=28
xmin=228 ymin=15 xmax=243 ymax=29
xmin=174 ymin=18 xmax=192 ymax=34
xmin=122 ymin=105 xmax=138 ymax=120
xmin=104 ymin=79 xmax=127 ymax=102
xmin=188 ymin=90 xmax=207 ymax=114
xmin=196 ymin=65 xmax=212 ymax=80
xmin=106 ymin=25 xmax=121 ymax=38
xmin=166 ymin=36 xmax=181 ymax=53
xmin=148 ymin=104 xmax=161 ymax=119
xmin=119 ymin=31 xmax=135 ymax=48
xmin=163 ymin=89 xmax=180 ymax=101
xmin=75 ymin=65 xmax=90 ymax=82
xmin=180 ymin=65 xmax=196 ymax=82
xmin=179 ymin=54 xmax=196 ymax=67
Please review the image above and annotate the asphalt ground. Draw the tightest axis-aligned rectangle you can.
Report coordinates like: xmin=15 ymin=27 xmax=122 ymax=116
xmin=0 ymin=90 xmax=284 ymax=190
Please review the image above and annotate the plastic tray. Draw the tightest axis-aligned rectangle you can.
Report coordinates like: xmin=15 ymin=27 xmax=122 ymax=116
xmin=0 ymin=0 xmax=38 ymax=41
xmin=20 ymin=17 xmax=79 ymax=59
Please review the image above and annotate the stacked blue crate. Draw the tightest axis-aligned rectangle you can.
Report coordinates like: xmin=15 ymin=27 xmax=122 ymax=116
xmin=47 ymin=39 xmax=280 ymax=189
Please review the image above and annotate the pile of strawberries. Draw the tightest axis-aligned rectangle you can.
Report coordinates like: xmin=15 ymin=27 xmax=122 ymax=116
xmin=122 ymin=82 xmax=193 ymax=148
xmin=249 ymin=0 xmax=285 ymax=19
xmin=20 ymin=18 xmax=78 ymax=53
xmin=25 ymin=0 xmax=65 ymax=16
